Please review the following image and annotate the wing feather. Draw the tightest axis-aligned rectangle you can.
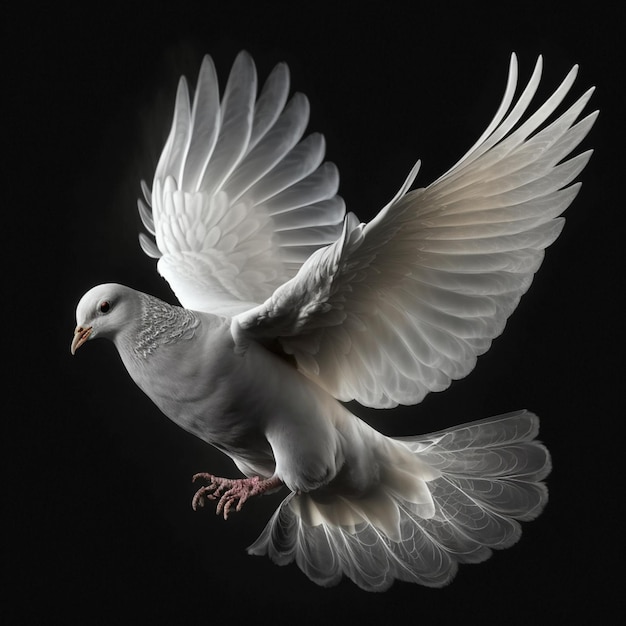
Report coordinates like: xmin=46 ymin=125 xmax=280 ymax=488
xmin=140 ymin=52 xmax=345 ymax=313
xmin=195 ymin=52 xmax=256 ymax=197
xmin=158 ymin=79 xmax=192 ymax=185
xmin=181 ymin=56 xmax=221 ymax=192
xmin=234 ymin=55 xmax=596 ymax=407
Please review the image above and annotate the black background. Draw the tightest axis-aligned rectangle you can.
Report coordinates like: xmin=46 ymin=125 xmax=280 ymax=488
xmin=6 ymin=2 xmax=623 ymax=623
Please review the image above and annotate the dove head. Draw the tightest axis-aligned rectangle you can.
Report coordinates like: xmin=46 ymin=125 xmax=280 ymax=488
xmin=71 ymin=283 xmax=143 ymax=354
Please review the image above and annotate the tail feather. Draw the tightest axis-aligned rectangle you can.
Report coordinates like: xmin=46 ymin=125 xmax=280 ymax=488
xmin=248 ymin=409 xmax=551 ymax=591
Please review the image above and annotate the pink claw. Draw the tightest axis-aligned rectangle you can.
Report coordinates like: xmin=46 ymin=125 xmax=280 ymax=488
xmin=191 ymin=473 xmax=282 ymax=519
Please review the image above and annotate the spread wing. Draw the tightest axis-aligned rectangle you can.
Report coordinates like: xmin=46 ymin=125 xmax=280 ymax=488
xmin=139 ymin=51 xmax=346 ymax=315
xmin=233 ymin=55 xmax=597 ymax=408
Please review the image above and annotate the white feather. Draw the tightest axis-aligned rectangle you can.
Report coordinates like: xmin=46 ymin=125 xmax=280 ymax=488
xmin=142 ymin=51 xmax=346 ymax=314
xmin=73 ymin=53 xmax=597 ymax=592
xmin=234 ymin=54 xmax=596 ymax=408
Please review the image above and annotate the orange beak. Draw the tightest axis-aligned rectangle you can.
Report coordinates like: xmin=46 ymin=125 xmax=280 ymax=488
xmin=71 ymin=326 xmax=93 ymax=355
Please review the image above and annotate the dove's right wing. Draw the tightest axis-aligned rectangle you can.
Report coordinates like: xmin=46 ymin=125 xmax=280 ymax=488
xmin=233 ymin=55 xmax=597 ymax=408
xmin=139 ymin=52 xmax=346 ymax=315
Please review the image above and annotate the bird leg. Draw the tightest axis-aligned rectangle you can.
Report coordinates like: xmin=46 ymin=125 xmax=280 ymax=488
xmin=191 ymin=473 xmax=283 ymax=519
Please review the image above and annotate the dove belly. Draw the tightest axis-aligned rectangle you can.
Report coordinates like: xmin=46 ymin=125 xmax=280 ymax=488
xmin=127 ymin=332 xmax=389 ymax=495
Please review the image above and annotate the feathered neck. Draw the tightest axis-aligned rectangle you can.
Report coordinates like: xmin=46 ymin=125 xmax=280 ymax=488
xmin=132 ymin=293 xmax=200 ymax=359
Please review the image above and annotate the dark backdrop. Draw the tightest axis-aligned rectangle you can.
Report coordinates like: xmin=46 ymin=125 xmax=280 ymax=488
xmin=6 ymin=2 xmax=623 ymax=623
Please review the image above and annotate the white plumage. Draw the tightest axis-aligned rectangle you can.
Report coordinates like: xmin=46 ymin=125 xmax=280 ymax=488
xmin=72 ymin=52 xmax=596 ymax=590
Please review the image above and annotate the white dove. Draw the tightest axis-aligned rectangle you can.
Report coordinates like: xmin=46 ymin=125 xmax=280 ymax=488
xmin=72 ymin=51 xmax=596 ymax=591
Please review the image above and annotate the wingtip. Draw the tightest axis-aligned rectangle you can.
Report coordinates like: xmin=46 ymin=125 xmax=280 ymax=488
xmin=196 ymin=55 xmax=217 ymax=88
xmin=565 ymin=62 xmax=579 ymax=83
xmin=586 ymin=85 xmax=597 ymax=99
xmin=139 ymin=233 xmax=162 ymax=259
xmin=270 ymin=60 xmax=291 ymax=88
xmin=231 ymin=49 xmax=257 ymax=74
xmin=140 ymin=179 xmax=152 ymax=207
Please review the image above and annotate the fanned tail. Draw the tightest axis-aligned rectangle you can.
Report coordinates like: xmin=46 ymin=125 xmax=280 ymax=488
xmin=248 ymin=410 xmax=550 ymax=591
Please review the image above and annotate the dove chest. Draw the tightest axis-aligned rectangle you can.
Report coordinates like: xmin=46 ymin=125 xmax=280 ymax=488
xmin=122 ymin=324 xmax=274 ymax=458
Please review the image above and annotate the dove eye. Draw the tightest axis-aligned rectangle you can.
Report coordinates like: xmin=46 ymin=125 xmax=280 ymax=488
xmin=99 ymin=301 xmax=111 ymax=313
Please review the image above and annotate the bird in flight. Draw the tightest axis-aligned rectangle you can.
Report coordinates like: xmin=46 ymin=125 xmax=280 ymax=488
xmin=72 ymin=51 xmax=596 ymax=590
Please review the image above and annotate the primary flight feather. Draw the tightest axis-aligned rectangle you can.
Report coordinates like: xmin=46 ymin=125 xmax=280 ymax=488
xmin=72 ymin=51 xmax=596 ymax=591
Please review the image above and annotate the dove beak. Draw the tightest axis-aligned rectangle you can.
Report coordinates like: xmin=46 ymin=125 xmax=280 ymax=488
xmin=71 ymin=326 xmax=93 ymax=355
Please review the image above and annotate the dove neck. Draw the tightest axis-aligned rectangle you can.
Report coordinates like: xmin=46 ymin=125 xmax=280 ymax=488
xmin=118 ymin=293 xmax=200 ymax=360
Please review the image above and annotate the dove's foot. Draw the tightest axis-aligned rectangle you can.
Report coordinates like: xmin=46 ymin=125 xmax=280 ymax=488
xmin=191 ymin=473 xmax=282 ymax=519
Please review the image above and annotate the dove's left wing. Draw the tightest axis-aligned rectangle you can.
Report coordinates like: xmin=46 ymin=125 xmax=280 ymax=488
xmin=139 ymin=52 xmax=346 ymax=315
xmin=233 ymin=55 xmax=597 ymax=408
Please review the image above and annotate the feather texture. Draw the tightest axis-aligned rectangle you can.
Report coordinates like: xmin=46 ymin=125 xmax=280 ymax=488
xmin=234 ymin=54 xmax=596 ymax=407
xmin=72 ymin=53 xmax=596 ymax=591
xmin=249 ymin=410 xmax=549 ymax=591
xmin=141 ymin=51 xmax=345 ymax=314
